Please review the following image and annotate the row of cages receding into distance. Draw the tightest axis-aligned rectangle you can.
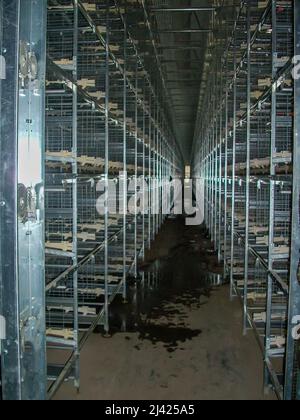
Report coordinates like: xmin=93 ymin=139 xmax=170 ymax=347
xmin=0 ymin=0 xmax=183 ymax=400
xmin=192 ymin=0 xmax=300 ymax=401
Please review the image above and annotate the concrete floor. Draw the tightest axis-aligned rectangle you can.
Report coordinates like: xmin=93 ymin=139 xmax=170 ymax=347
xmin=55 ymin=219 xmax=275 ymax=400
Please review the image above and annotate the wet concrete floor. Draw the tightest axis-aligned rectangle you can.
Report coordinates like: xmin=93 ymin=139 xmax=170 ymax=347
xmin=55 ymin=218 xmax=276 ymax=400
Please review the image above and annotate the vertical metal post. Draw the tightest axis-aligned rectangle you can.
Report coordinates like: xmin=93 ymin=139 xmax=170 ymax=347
xmin=265 ymin=0 xmax=277 ymax=391
xmin=207 ymin=127 xmax=210 ymax=230
xmin=142 ymin=85 xmax=146 ymax=259
xmin=230 ymin=30 xmax=237 ymax=300
xmin=284 ymin=0 xmax=300 ymax=400
xmin=152 ymin=100 xmax=156 ymax=240
xmin=209 ymin=133 xmax=212 ymax=235
xmin=209 ymin=130 xmax=212 ymax=233
xmin=72 ymin=0 xmax=79 ymax=390
xmin=156 ymin=103 xmax=159 ymax=235
xmin=0 ymin=0 xmax=22 ymax=400
xmin=134 ymin=57 xmax=138 ymax=278
xmin=214 ymin=72 xmax=218 ymax=248
xmin=163 ymin=136 xmax=166 ymax=223
xmin=211 ymin=84 xmax=215 ymax=239
xmin=211 ymin=89 xmax=214 ymax=238
xmin=148 ymin=93 xmax=152 ymax=250
xmin=159 ymin=119 xmax=162 ymax=229
xmin=218 ymin=143 xmax=221 ymax=260
xmin=205 ymin=129 xmax=208 ymax=228
xmin=104 ymin=0 xmax=110 ymax=334
xmin=122 ymin=22 xmax=127 ymax=302
xmin=224 ymin=61 xmax=229 ymax=275
xmin=0 ymin=0 xmax=47 ymax=400
xmin=162 ymin=137 xmax=165 ymax=223
xmin=243 ymin=0 xmax=251 ymax=334
xmin=218 ymin=64 xmax=223 ymax=261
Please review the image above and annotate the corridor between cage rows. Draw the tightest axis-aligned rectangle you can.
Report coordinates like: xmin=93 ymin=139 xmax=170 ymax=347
xmin=54 ymin=218 xmax=275 ymax=401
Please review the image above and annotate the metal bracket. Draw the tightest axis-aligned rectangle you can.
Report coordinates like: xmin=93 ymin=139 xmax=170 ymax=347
xmin=0 ymin=55 xmax=6 ymax=80
xmin=0 ymin=315 xmax=6 ymax=340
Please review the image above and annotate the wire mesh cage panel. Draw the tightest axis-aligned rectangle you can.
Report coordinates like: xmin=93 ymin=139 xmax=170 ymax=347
xmin=231 ymin=234 xmax=246 ymax=297
xmin=247 ymin=255 xmax=268 ymax=329
xmin=193 ymin=0 xmax=299 ymax=400
xmin=274 ymin=83 xmax=293 ymax=165
xmin=248 ymin=179 xmax=270 ymax=257
xmin=275 ymin=1 xmax=293 ymax=67
xmin=271 ymin=180 xmax=292 ymax=264
xmin=44 ymin=0 xmax=180 ymax=397
xmin=250 ymin=107 xmax=271 ymax=163
xmin=46 ymin=0 xmax=79 ymax=393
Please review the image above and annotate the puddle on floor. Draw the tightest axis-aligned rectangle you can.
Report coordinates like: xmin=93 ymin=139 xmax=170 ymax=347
xmin=99 ymin=219 xmax=226 ymax=353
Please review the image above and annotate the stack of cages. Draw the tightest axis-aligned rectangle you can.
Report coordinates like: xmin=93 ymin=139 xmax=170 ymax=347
xmin=244 ymin=0 xmax=273 ymax=344
xmin=45 ymin=0 xmax=108 ymax=393
xmin=135 ymin=70 xmax=148 ymax=266
xmin=265 ymin=0 xmax=294 ymax=397
xmin=129 ymin=60 xmax=146 ymax=278
xmin=197 ymin=70 xmax=212 ymax=240
xmin=194 ymin=0 xmax=299 ymax=399
xmin=213 ymin=65 xmax=222 ymax=257
xmin=224 ymin=38 xmax=235 ymax=279
xmin=211 ymin=98 xmax=217 ymax=250
xmin=287 ymin=0 xmax=300 ymax=399
xmin=150 ymin=95 xmax=157 ymax=242
xmin=206 ymin=75 xmax=216 ymax=241
xmin=101 ymin=1 xmax=128 ymax=313
xmin=229 ymin=0 xmax=295 ymax=397
xmin=143 ymin=83 xmax=151 ymax=252
xmin=45 ymin=0 xmax=129 ymax=394
xmin=219 ymin=62 xmax=228 ymax=265
xmin=244 ymin=0 xmax=294 ymax=397
xmin=230 ymin=1 xmax=248 ymax=299
xmin=0 ymin=0 xmax=179 ymax=400
xmin=125 ymin=44 xmax=140 ymax=279
xmin=44 ymin=0 xmax=179 ymax=397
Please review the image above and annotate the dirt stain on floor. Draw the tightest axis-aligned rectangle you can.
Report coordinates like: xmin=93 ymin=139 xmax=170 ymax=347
xmin=107 ymin=218 xmax=224 ymax=353
xmin=138 ymin=324 xmax=203 ymax=353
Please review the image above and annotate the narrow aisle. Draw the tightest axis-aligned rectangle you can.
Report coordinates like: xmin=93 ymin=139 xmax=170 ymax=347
xmin=55 ymin=219 xmax=275 ymax=400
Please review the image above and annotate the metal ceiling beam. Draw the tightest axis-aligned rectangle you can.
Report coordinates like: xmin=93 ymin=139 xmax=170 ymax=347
xmin=165 ymin=70 xmax=202 ymax=74
xmin=158 ymin=42 xmax=205 ymax=46
xmin=138 ymin=0 xmax=185 ymax=164
xmin=158 ymin=46 xmax=206 ymax=51
xmin=156 ymin=29 xmax=212 ymax=34
xmin=169 ymin=86 xmax=199 ymax=90
xmin=161 ymin=59 xmax=204 ymax=63
xmin=150 ymin=7 xmax=216 ymax=12
xmin=141 ymin=41 xmax=205 ymax=45
xmin=166 ymin=80 xmax=202 ymax=83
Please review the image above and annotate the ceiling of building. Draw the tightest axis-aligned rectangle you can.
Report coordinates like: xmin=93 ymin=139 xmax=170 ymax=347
xmin=126 ymin=0 xmax=235 ymax=164
xmin=152 ymin=0 xmax=212 ymax=163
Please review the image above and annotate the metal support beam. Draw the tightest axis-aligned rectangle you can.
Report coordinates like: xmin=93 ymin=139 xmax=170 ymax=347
xmin=243 ymin=0 xmax=251 ymax=335
xmin=0 ymin=0 xmax=47 ymax=400
xmin=156 ymin=29 xmax=212 ymax=34
xmin=158 ymin=47 xmax=206 ymax=53
xmin=284 ymin=0 xmax=300 ymax=400
xmin=150 ymin=6 xmax=216 ymax=12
